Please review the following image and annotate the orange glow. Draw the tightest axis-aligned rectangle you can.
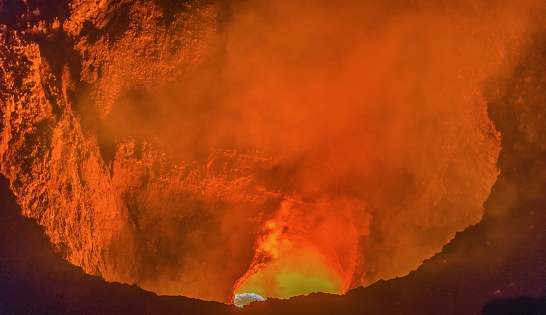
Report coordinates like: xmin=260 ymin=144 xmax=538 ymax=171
xmin=10 ymin=0 xmax=542 ymax=305
xmin=131 ymin=0 xmax=525 ymax=301
xmin=232 ymin=197 xmax=360 ymax=303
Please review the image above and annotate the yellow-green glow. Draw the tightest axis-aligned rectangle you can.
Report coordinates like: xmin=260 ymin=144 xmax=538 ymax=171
xmin=234 ymin=248 xmax=345 ymax=303
xmin=235 ymin=264 xmax=342 ymax=302
xmin=276 ymin=271 xmax=336 ymax=299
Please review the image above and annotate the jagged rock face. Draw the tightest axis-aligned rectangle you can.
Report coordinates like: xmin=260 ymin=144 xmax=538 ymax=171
xmin=0 ymin=23 xmax=139 ymax=282
xmin=0 ymin=0 xmax=250 ymax=302
xmin=0 ymin=0 xmax=289 ymax=301
xmin=2 ymin=0 xmax=532 ymax=303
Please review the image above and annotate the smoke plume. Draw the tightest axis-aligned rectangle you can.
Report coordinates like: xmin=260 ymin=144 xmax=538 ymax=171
xmin=91 ymin=0 xmax=544 ymax=302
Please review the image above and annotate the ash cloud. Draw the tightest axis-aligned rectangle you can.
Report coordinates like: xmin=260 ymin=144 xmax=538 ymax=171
xmin=93 ymin=0 xmax=545 ymax=301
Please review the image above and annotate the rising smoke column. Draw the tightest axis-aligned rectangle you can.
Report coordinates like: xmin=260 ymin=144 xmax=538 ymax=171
xmin=232 ymin=197 xmax=364 ymax=305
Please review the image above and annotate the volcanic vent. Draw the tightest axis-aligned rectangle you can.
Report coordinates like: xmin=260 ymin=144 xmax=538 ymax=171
xmin=0 ymin=0 xmax=543 ymax=308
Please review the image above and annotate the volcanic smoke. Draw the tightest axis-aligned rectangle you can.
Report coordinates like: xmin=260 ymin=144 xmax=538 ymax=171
xmin=210 ymin=0 xmax=533 ymax=304
xmin=81 ymin=0 xmax=537 ymax=303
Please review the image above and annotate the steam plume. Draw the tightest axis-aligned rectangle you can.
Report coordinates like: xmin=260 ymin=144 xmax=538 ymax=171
xmin=91 ymin=0 xmax=544 ymax=302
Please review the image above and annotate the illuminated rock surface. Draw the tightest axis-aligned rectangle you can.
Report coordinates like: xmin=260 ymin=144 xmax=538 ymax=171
xmin=1 ymin=0 xmax=546 ymax=314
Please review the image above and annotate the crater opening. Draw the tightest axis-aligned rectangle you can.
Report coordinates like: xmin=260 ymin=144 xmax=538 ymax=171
xmin=3 ymin=0 xmax=544 ymax=310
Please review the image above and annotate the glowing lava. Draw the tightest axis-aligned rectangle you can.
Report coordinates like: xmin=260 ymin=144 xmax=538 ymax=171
xmin=232 ymin=197 xmax=362 ymax=306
